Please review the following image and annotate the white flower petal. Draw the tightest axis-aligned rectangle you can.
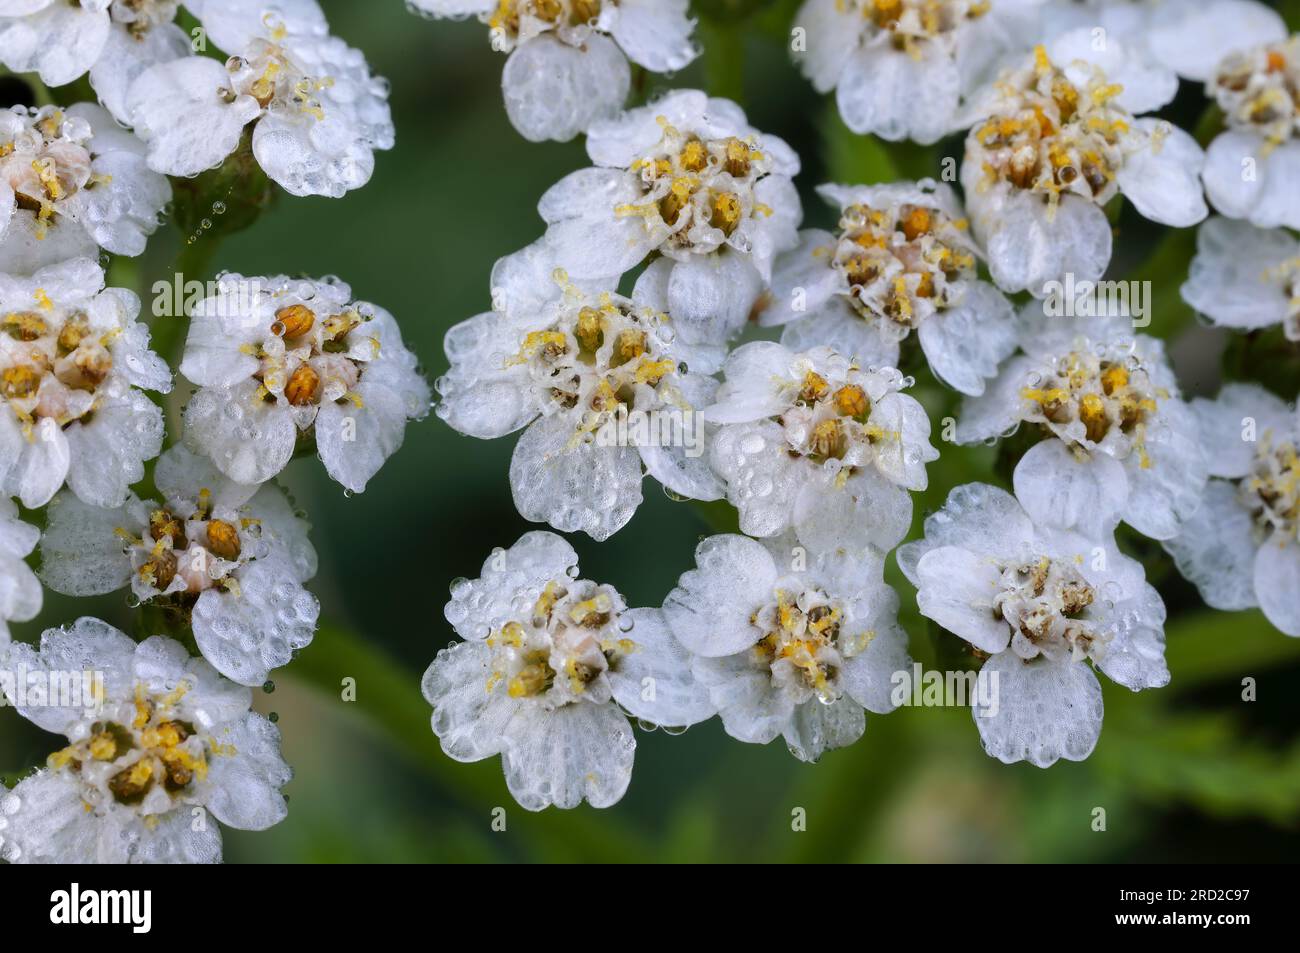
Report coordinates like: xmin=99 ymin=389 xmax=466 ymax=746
xmin=317 ymin=372 xmax=426 ymax=494
xmin=1120 ymin=399 xmax=1207 ymax=541
xmin=916 ymin=545 xmax=1012 ymax=654
xmin=1049 ymin=27 xmax=1177 ymax=114
xmin=779 ymin=297 xmax=901 ymax=369
xmin=0 ymin=0 xmax=110 ymax=86
xmin=839 ymin=620 xmax=911 ymax=714
xmin=664 ymin=249 xmax=763 ymax=348
xmin=6 ymin=418 xmax=69 ymax=509
xmin=896 ymin=482 xmax=1034 ymax=583
xmin=782 ymin=696 xmax=865 ymax=763
xmin=606 ymin=607 xmax=716 ymax=727
xmin=64 ymin=387 xmax=164 ymax=508
xmin=502 ymin=33 xmax=630 ymax=143
xmin=693 ymin=651 xmax=793 ymax=744
xmin=1147 ymin=0 xmax=1286 ymax=82
xmin=1163 ymin=480 xmax=1262 ymax=611
xmin=89 ymin=20 xmax=192 ymax=124
xmin=794 ymin=467 xmax=913 ymax=553
xmin=1191 ymin=382 xmax=1294 ymax=480
xmin=1013 ymin=438 xmax=1128 ymax=539
xmin=967 ymin=185 xmax=1111 ymax=297
xmin=1182 ymin=216 xmax=1295 ymax=331
xmin=1116 ymin=118 xmax=1207 ymax=228
xmin=540 ymin=168 xmax=656 ymax=279
xmin=662 ymin=534 xmax=775 ymax=657
xmin=127 ymin=56 xmax=261 ymax=178
xmin=204 ymin=713 xmax=291 ymax=830
xmin=918 ymin=281 xmax=1017 ymax=396
xmin=973 ymin=652 xmax=1103 ymax=767
xmin=421 ymin=638 xmax=522 ymax=760
xmin=182 ymin=381 xmax=297 ymax=486
xmin=191 ymin=557 xmax=319 ymax=686
xmin=37 ymin=491 xmax=134 ymax=596
xmin=836 ymin=41 xmax=961 ymax=144
xmin=792 ymin=0 xmax=862 ymax=92
xmin=1255 ymin=536 xmax=1300 ymax=637
xmin=187 ymin=0 xmax=328 ymax=54
xmin=500 ymin=701 xmax=635 ymax=810
xmin=1203 ymin=133 xmax=1300 ymax=231
xmin=609 ymin=0 xmax=697 ymax=73
xmin=509 ymin=413 xmax=644 ymax=541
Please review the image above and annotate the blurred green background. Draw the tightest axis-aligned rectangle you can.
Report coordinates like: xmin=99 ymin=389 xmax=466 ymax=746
xmin=6 ymin=0 xmax=1300 ymax=862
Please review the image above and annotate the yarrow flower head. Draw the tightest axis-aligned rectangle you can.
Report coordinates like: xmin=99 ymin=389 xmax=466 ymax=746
xmin=38 ymin=445 xmax=319 ymax=686
xmin=408 ymin=0 xmax=698 ymax=142
xmin=792 ymin=0 xmax=1042 ymax=143
xmin=962 ymin=35 xmax=1207 ymax=295
xmin=438 ymin=253 xmax=723 ymax=540
xmin=1202 ymin=34 xmax=1300 ymax=231
xmin=0 ymin=256 xmax=170 ymax=509
xmin=0 ymin=0 xmax=190 ymax=122
xmin=1182 ymin=216 xmax=1300 ymax=341
xmin=1164 ymin=384 xmax=1300 ymax=637
xmin=957 ymin=306 xmax=1207 ymax=541
xmin=0 ymin=618 xmax=290 ymax=863
xmin=0 ymin=103 xmax=170 ymax=271
xmin=706 ymin=342 xmax=938 ymax=553
xmin=538 ymin=89 xmax=802 ymax=351
xmin=126 ymin=1 xmax=394 ymax=197
xmin=180 ymin=272 xmax=429 ymax=494
xmin=661 ymin=533 xmax=910 ymax=762
xmin=0 ymin=496 xmax=40 ymax=642
xmin=1036 ymin=0 xmax=1286 ymax=88
xmin=764 ymin=180 xmax=1016 ymax=395
xmin=898 ymin=482 xmax=1169 ymax=767
xmin=423 ymin=531 xmax=712 ymax=810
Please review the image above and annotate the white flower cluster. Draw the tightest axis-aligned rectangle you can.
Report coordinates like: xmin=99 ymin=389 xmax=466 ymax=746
xmin=0 ymin=1 xmax=426 ymax=863
xmin=0 ymin=0 xmax=394 ymax=201
xmin=409 ymin=0 xmax=699 ymax=142
xmin=422 ymin=0 xmax=1300 ymax=812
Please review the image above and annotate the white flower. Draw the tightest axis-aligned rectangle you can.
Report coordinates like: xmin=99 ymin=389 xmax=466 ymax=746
xmin=0 ymin=617 xmax=290 ymax=863
xmin=126 ymin=5 xmax=393 ymax=197
xmin=898 ymin=482 xmax=1169 ymax=767
xmin=423 ymin=531 xmax=712 ymax=810
xmin=38 ymin=445 xmax=319 ymax=686
xmin=793 ymin=0 xmax=1043 ymax=143
xmin=706 ymin=342 xmax=938 ymax=553
xmin=1202 ymin=35 xmax=1300 ymax=231
xmin=0 ymin=256 xmax=169 ymax=509
xmin=958 ymin=305 xmax=1208 ymax=541
xmin=0 ymin=0 xmax=192 ymax=123
xmin=437 ymin=252 xmax=723 ymax=540
xmin=0 ymin=496 xmax=40 ymax=642
xmin=409 ymin=0 xmax=698 ymax=142
xmin=0 ymin=103 xmax=170 ymax=271
xmin=179 ymin=272 xmax=429 ymax=493
xmin=539 ymin=89 xmax=802 ymax=349
xmin=661 ymin=533 xmax=910 ymax=762
xmin=1164 ymin=384 xmax=1300 ymax=637
xmin=962 ymin=39 xmax=1206 ymax=296
xmin=764 ymin=179 xmax=1017 ymax=396
xmin=1182 ymin=216 xmax=1300 ymax=340
xmin=1037 ymin=0 xmax=1285 ymax=87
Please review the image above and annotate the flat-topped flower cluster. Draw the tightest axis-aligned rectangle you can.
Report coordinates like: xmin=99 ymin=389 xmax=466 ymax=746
xmin=0 ymin=0 xmax=428 ymax=863
xmin=421 ymin=0 xmax=1300 ymax=812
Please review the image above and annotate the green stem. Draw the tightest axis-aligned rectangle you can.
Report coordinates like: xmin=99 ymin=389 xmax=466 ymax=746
xmin=702 ymin=20 xmax=746 ymax=103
